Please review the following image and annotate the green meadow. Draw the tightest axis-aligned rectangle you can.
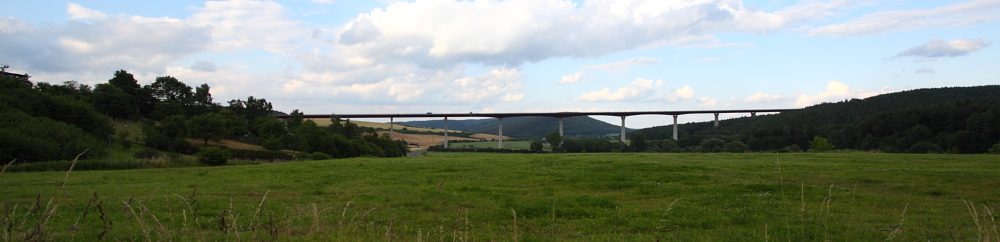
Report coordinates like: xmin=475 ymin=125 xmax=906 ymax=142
xmin=1 ymin=152 xmax=998 ymax=241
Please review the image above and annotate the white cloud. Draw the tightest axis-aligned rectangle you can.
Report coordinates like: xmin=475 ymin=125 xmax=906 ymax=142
xmin=575 ymin=78 xmax=663 ymax=102
xmin=693 ymin=58 xmax=722 ymax=62
xmin=655 ymin=85 xmax=695 ymax=102
xmin=559 ymin=72 xmax=586 ymax=84
xmin=892 ymin=39 xmax=991 ymax=59
xmin=329 ymin=0 xmax=848 ymax=68
xmin=915 ymin=68 xmax=935 ymax=74
xmin=809 ymin=0 xmax=1000 ymax=37
xmin=793 ymin=81 xmax=885 ymax=107
xmin=187 ymin=0 xmax=312 ymax=54
xmin=66 ymin=3 xmax=108 ymax=19
xmin=743 ymin=92 xmax=785 ymax=102
xmin=0 ymin=6 xmax=211 ymax=74
xmin=502 ymin=93 xmax=525 ymax=102
xmin=698 ymin=97 xmax=717 ymax=107
xmin=582 ymin=57 xmax=662 ymax=72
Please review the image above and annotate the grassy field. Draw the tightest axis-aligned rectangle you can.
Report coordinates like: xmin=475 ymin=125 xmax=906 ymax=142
xmin=1 ymin=152 xmax=998 ymax=241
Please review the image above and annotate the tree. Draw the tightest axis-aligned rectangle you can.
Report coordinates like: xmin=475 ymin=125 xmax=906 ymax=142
xmin=118 ymin=130 xmax=133 ymax=150
xmin=92 ymin=83 xmax=138 ymax=120
xmin=255 ymin=117 xmax=287 ymax=140
xmin=159 ymin=115 xmax=188 ymax=139
xmin=228 ymin=96 xmax=273 ymax=121
xmin=809 ymin=136 xmax=835 ymax=152
xmin=187 ymin=113 xmax=227 ymax=145
xmin=191 ymin=83 xmax=219 ymax=115
xmin=629 ymin=132 xmax=648 ymax=152
xmin=288 ymin=109 xmax=304 ymax=129
xmin=149 ymin=76 xmax=193 ymax=103
xmin=108 ymin=70 xmax=141 ymax=99
xmin=545 ymin=132 xmax=562 ymax=151
xmin=529 ymin=141 xmax=544 ymax=153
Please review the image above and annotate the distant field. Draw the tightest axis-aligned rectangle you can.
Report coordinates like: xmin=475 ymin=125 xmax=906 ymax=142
xmin=449 ymin=140 xmax=542 ymax=150
xmin=307 ymin=119 xmax=457 ymax=133
xmin=2 ymin=153 xmax=998 ymax=241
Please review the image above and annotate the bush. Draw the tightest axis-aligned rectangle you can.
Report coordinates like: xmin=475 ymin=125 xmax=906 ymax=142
xmin=529 ymin=141 xmax=544 ymax=153
xmin=310 ymin=152 xmax=332 ymax=160
xmin=133 ymin=148 xmax=160 ymax=159
xmin=197 ymin=147 xmax=231 ymax=166
xmin=724 ymin=141 xmax=748 ymax=153
xmin=809 ymin=136 xmax=835 ymax=152
xmin=787 ymin=144 xmax=802 ymax=152
xmin=989 ymin=142 xmax=1000 ymax=154
xmin=699 ymin=138 xmax=725 ymax=153
xmin=906 ymin=141 xmax=943 ymax=154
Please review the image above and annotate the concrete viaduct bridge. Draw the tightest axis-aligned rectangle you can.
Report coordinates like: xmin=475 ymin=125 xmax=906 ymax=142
xmin=281 ymin=109 xmax=797 ymax=149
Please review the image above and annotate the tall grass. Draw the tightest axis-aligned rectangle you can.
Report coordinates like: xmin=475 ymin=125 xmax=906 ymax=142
xmin=1 ymin=152 xmax=998 ymax=240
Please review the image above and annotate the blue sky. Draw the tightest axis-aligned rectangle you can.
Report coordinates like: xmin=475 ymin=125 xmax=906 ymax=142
xmin=2 ymin=0 xmax=998 ymax=128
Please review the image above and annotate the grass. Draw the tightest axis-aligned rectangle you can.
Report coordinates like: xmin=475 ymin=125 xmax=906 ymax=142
xmin=1 ymin=152 xmax=998 ymax=241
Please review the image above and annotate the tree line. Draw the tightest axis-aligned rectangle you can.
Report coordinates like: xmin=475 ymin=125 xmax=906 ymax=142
xmin=1 ymin=70 xmax=409 ymax=163
xmin=636 ymin=86 xmax=1000 ymax=154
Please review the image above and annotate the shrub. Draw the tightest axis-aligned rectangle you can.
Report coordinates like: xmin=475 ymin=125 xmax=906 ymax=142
xmin=197 ymin=147 xmax=231 ymax=166
xmin=723 ymin=141 xmax=748 ymax=153
xmin=133 ymin=148 xmax=160 ymax=159
xmin=310 ymin=152 xmax=332 ymax=160
xmin=809 ymin=136 xmax=835 ymax=152
xmin=906 ymin=141 xmax=943 ymax=154
xmin=989 ymin=142 xmax=1000 ymax=154
xmin=787 ymin=144 xmax=802 ymax=153
xmin=699 ymin=138 xmax=725 ymax=153
xmin=529 ymin=141 xmax=544 ymax=153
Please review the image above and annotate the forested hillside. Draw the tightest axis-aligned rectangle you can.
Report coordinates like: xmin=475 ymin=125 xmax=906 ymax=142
xmin=400 ymin=116 xmax=628 ymax=139
xmin=1 ymin=70 xmax=408 ymax=163
xmin=636 ymin=85 xmax=1000 ymax=153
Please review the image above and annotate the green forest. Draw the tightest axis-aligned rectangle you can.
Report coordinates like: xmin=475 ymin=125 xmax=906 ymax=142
xmin=635 ymin=86 xmax=1000 ymax=154
xmin=1 ymin=70 xmax=407 ymax=164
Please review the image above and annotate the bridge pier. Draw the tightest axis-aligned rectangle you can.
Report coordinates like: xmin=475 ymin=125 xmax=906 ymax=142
xmin=390 ymin=117 xmax=394 ymax=139
xmin=751 ymin=112 xmax=757 ymax=117
xmin=444 ymin=117 xmax=449 ymax=148
xmin=620 ymin=116 xmax=626 ymax=143
xmin=714 ymin=113 xmax=719 ymax=128
xmin=498 ymin=118 xmax=504 ymax=149
xmin=672 ymin=115 xmax=679 ymax=140
xmin=558 ymin=117 xmax=564 ymax=146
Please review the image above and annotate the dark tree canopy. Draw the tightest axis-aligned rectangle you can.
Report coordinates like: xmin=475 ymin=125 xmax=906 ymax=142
xmin=93 ymin=83 xmax=138 ymax=120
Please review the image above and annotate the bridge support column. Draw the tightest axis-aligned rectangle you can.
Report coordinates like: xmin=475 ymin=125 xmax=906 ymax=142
xmin=751 ymin=112 xmax=757 ymax=117
xmin=498 ymin=118 xmax=504 ymax=149
xmin=672 ymin=115 xmax=679 ymax=141
xmin=390 ymin=117 xmax=394 ymax=140
xmin=714 ymin=113 xmax=719 ymax=128
xmin=444 ymin=117 xmax=448 ymax=148
xmin=620 ymin=116 xmax=626 ymax=143
xmin=558 ymin=117 xmax=564 ymax=136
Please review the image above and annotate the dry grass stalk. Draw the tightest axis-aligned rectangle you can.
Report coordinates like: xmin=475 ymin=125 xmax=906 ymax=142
xmin=886 ymin=203 xmax=908 ymax=240
xmin=438 ymin=180 xmax=444 ymax=195
xmin=511 ymin=209 xmax=517 ymax=242
xmin=0 ymin=159 xmax=15 ymax=179
xmin=59 ymin=149 xmax=89 ymax=198
xmin=823 ymin=183 xmax=834 ymax=241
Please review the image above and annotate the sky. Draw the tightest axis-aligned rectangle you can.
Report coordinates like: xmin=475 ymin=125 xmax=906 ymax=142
xmin=1 ymin=0 xmax=998 ymax=129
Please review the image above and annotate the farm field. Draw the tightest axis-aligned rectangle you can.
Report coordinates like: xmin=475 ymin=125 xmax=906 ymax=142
xmin=448 ymin=140 xmax=540 ymax=150
xmin=1 ymin=153 xmax=998 ymax=241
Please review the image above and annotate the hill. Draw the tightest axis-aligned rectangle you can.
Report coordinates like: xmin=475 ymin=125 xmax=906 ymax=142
xmin=399 ymin=116 xmax=629 ymax=139
xmin=635 ymin=85 xmax=1000 ymax=153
